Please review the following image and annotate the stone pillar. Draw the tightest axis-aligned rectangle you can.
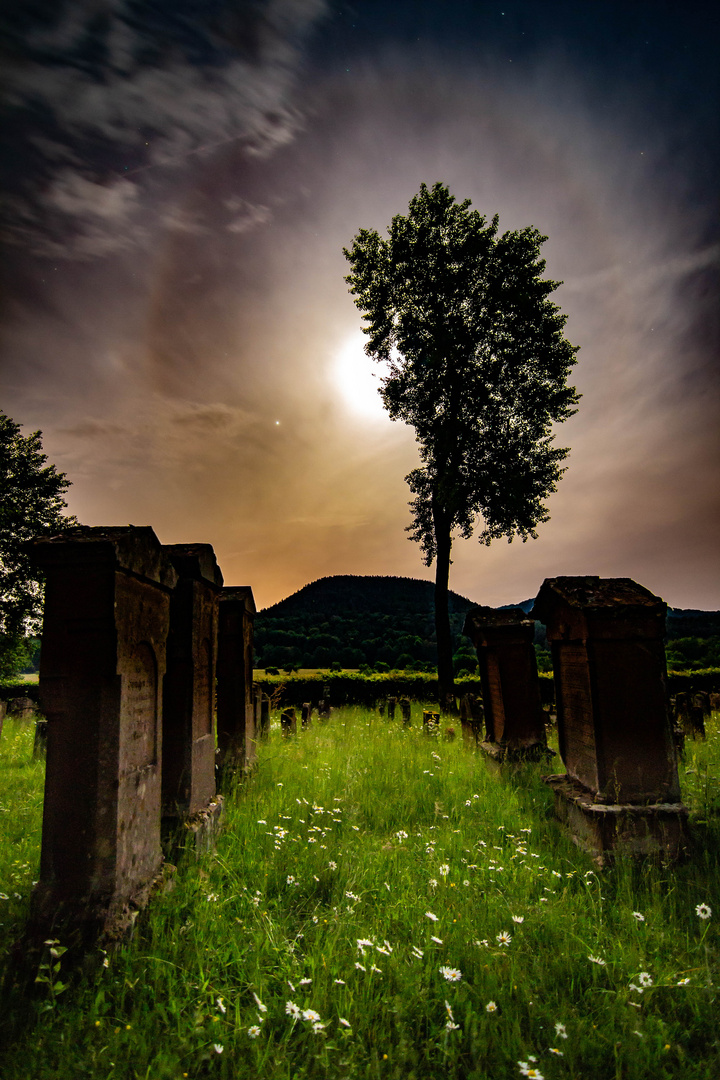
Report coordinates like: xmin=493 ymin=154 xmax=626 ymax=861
xmin=459 ymin=694 xmax=483 ymax=747
xmin=30 ymin=526 xmax=177 ymax=930
xmin=259 ymin=695 xmax=270 ymax=741
xmin=281 ymin=708 xmax=297 ymax=735
xmin=532 ymin=576 xmax=688 ymax=861
xmin=463 ymin=606 xmax=549 ymax=762
xmin=216 ymin=586 xmax=256 ymax=771
xmin=161 ymin=544 xmax=223 ymax=819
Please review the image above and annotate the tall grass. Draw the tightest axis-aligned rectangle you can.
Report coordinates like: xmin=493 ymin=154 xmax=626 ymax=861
xmin=1 ymin=705 xmax=719 ymax=1079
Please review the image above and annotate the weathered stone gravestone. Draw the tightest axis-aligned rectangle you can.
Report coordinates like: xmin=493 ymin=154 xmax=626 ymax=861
xmin=259 ymin=694 xmax=270 ymax=741
xmin=30 ymin=526 xmax=177 ymax=933
xmin=161 ymin=544 xmax=223 ymax=830
xmin=216 ymin=586 xmax=256 ymax=772
xmin=281 ymin=708 xmax=297 ymax=735
xmin=387 ymin=697 xmax=397 ymax=720
xmin=318 ymin=698 xmax=331 ymax=719
xmin=400 ymin=698 xmax=412 ymax=724
xmin=7 ymin=695 xmax=36 ymax=721
xmin=463 ymin=606 xmax=549 ymax=762
xmin=532 ymin=576 xmax=688 ymax=861
xmin=459 ymin=694 xmax=483 ymax=747
xmin=301 ymin=702 xmax=313 ymax=728
xmin=422 ymin=709 xmax=440 ymax=731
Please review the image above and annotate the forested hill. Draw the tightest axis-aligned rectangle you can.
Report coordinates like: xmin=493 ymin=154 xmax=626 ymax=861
xmin=255 ymin=575 xmax=478 ymax=672
xmin=254 ymin=575 xmax=720 ymax=673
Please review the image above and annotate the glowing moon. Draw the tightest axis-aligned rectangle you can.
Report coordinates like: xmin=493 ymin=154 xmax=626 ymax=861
xmin=333 ymin=331 xmax=389 ymax=421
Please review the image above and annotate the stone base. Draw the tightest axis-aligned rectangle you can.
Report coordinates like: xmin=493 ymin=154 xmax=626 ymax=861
xmin=29 ymin=860 xmax=175 ymax=949
xmin=182 ymin=795 xmax=225 ymax=858
xmin=544 ymin=774 xmax=689 ymax=865
xmin=481 ymin=741 xmax=555 ymax=764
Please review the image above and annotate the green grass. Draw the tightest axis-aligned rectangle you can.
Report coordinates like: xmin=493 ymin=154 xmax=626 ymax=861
xmin=0 ymin=705 xmax=719 ymax=1079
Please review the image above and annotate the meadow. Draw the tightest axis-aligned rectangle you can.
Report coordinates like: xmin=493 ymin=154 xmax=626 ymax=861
xmin=0 ymin=704 xmax=719 ymax=1080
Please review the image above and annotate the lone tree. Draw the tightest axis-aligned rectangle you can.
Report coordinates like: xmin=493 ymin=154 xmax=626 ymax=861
xmin=343 ymin=182 xmax=579 ymax=706
xmin=0 ymin=412 xmax=75 ymax=680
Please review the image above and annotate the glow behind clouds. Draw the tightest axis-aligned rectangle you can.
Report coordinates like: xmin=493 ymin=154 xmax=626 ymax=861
xmin=1 ymin=2 xmax=717 ymax=610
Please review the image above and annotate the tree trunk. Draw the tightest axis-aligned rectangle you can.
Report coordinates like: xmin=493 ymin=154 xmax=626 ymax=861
xmin=433 ymin=506 xmax=455 ymax=712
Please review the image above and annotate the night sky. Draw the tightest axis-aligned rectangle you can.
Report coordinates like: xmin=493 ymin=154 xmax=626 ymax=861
xmin=1 ymin=0 xmax=718 ymax=610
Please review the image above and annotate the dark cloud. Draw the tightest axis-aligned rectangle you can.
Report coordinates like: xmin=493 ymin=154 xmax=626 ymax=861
xmin=0 ymin=0 xmax=328 ymax=257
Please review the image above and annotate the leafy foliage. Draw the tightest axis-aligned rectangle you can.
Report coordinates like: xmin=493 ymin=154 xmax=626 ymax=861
xmin=0 ymin=412 xmax=74 ymax=680
xmin=343 ymin=181 xmax=579 ymax=562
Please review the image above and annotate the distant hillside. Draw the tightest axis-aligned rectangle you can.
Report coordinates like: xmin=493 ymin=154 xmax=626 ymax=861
xmin=255 ymin=575 xmax=477 ymax=671
xmin=254 ymin=575 xmax=720 ymax=672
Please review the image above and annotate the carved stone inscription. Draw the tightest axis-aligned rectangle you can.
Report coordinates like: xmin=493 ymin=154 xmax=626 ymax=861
xmin=195 ymin=636 xmax=213 ymax=739
xmin=555 ymin=642 xmax=598 ymax=793
xmin=122 ymin=642 xmax=158 ymax=771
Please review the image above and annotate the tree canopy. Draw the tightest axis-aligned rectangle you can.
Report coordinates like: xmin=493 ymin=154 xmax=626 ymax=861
xmin=0 ymin=412 xmax=74 ymax=679
xmin=343 ymin=182 xmax=579 ymax=703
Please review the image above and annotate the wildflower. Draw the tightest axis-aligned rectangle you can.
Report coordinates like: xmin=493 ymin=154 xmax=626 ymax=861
xmin=486 ymin=1001 xmax=498 ymax=1012
xmin=465 ymin=800 xmax=471 ymax=806
xmin=357 ymin=938 xmax=373 ymax=951
xmin=425 ymin=911 xmax=438 ymax=922
xmin=299 ymin=978 xmax=312 ymax=986
xmin=629 ymin=984 xmax=644 ymax=994
xmin=554 ymin=1022 xmax=568 ymax=1039
xmin=286 ymin=1001 xmax=301 ymax=1018
xmin=216 ymin=997 xmax=226 ymax=1014
xmin=257 ymin=820 xmax=267 ymax=825
xmin=247 ymin=1026 xmax=261 ymax=1039
xmin=345 ymin=891 xmax=359 ymax=901
xmin=312 ymin=1021 xmax=326 ymax=1033
xmin=103 ymin=956 xmax=109 ymax=968
xmin=370 ymin=964 xmax=382 ymax=974
xmin=446 ymin=1020 xmax=461 ymax=1030
xmin=395 ymin=830 xmax=408 ymax=841
xmin=431 ymin=936 xmax=443 ymax=944
xmin=439 ymin=864 xmax=450 ymax=877
xmin=286 ymin=875 xmax=295 ymax=884
xmin=411 ymin=946 xmax=424 ymax=959
xmin=463 ymin=880 xmax=470 ymax=887
xmin=549 ymin=1047 xmax=563 ymax=1056
xmin=429 ymin=879 xmax=438 ymax=888
xmin=355 ymin=962 xmax=366 ymax=971
xmin=439 ymin=966 xmax=462 ymax=982
xmin=512 ymin=915 xmax=524 ymax=924
xmin=677 ymin=977 xmax=691 ymax=985
xmin=444 ymin=1000 xmax=454 ymax=1018
xmin=213 ymin=1044 xmax=224 ymax=1054
xmin=696 ymin=903 xmax=712 ymax=920
xmin=302 ymin=1009 xmax=321 ymax=1023
xmin=334 ymin=978 xmax=345 ymax=985
xmin=328 ymin=861 xmax=337 ymax=870
xmin=588 ymin=955 xmax=606 ymax=966
xmin=496 ymin=931 xmax=512 ymax=946
xmin=339 ymin=1017 xmax=351 ymax=1027
xmin=252 ymin=992 xmax=267 ymax=1012
xmin=632 ymin=911 xmax=645 ymax=922
xmin=206 ymin=893 xmax=218 ymax=902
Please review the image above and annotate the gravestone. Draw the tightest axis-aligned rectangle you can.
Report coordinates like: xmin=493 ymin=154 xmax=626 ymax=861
xmin=301 ymin=702 xmax=312 ymax=728
xmin=710 ymin=692 xmax=720 ymax=712
xmin=318 ymin=698 xmax=331 ymax=719
xmin=459 ymin=694 xmax=483 ymax=747
xmin=463 ymin=606 xmax=549 ymax=762
xmin=30 ymin=526 xmax=177 ymax=932
xmin=7 ymin=695 xmax=35 ymax=721
xmin=532 ymin=576 xmax=688 ymax=861
xmin=422 ymin=709 xmax=440 ymax=731
xmin=259 ymin=694 xmax=270 ymax=741
xmin=161 ymin=544 xmax=223 ymax=822
xmin=387 ymin=697 xmax=397 ymax=720
xmin=400 ymin=698 xmax=412 ymax=724
xmin=216 ymin=586 xmax=256 ymax=772
xmin=281 ymin=707 xmax=297 ymax=735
